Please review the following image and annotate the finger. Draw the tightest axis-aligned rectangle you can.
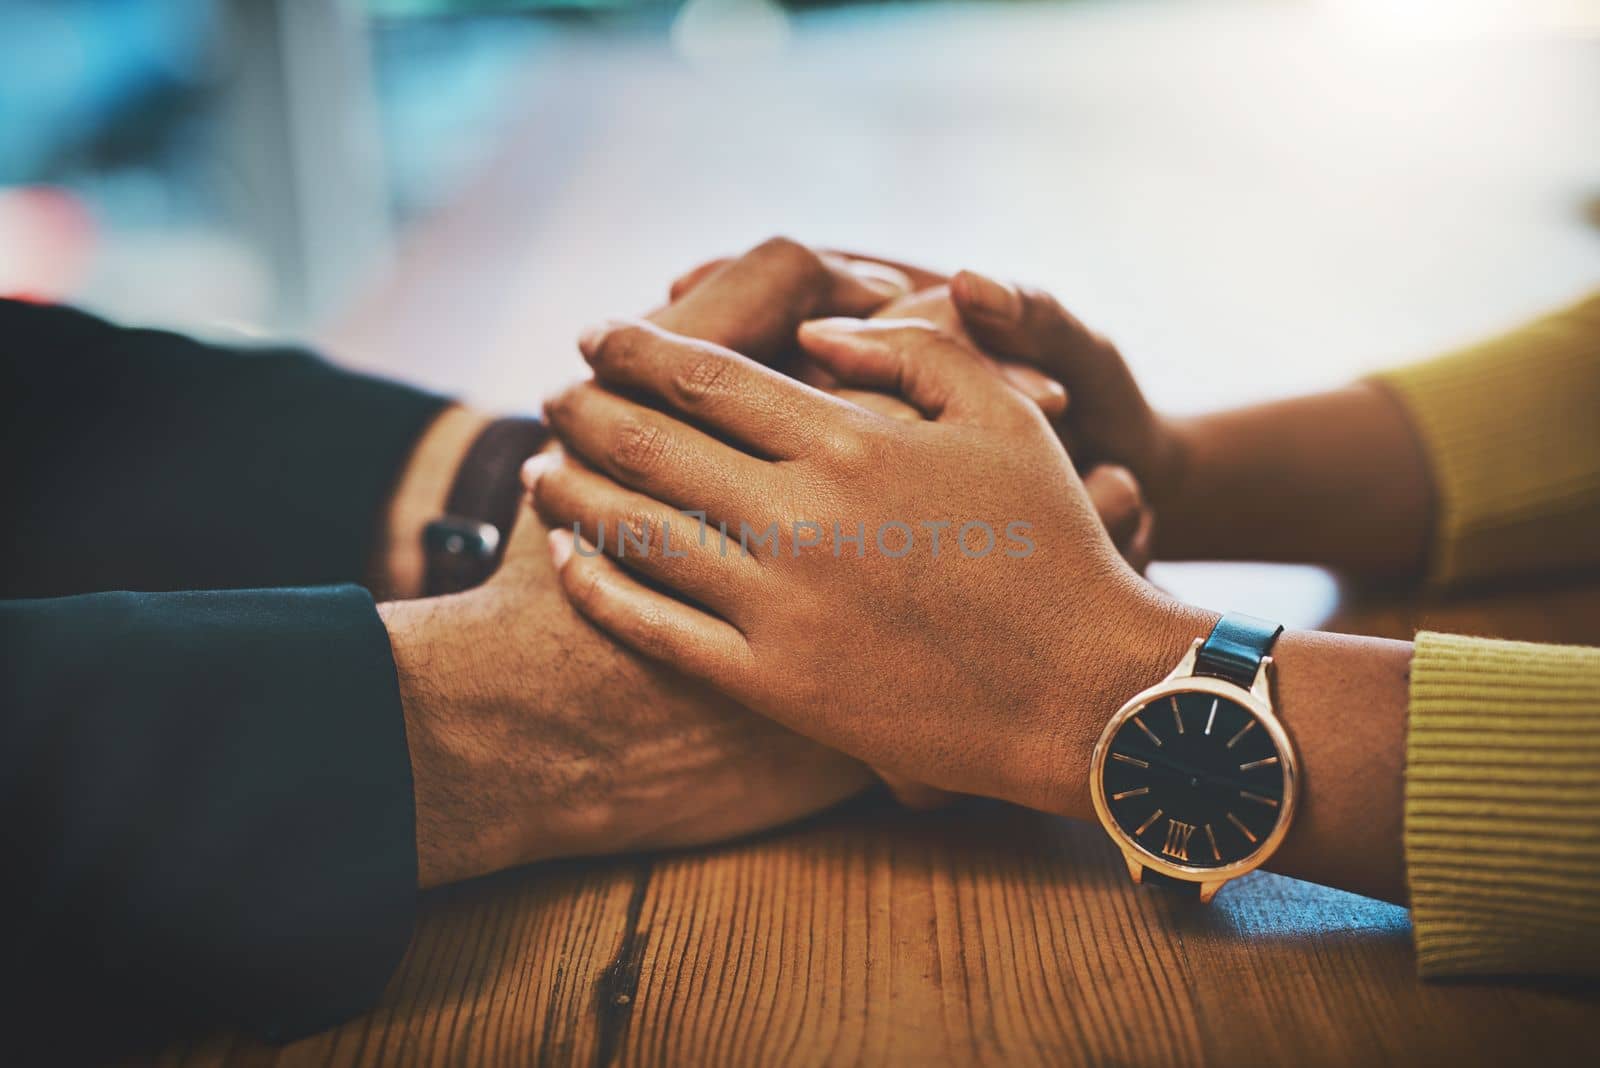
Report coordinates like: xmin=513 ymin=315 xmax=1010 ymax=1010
xmin=655 ymin=237 xmax=910 ymax=362
xmin=831 ymin=388 xmax=922 ymax=423
xmin=672 ymin=252 xmax=919 ymax=306
xmin=869 ymin=286 xmax=1066 ymax=418
xmin=823 ymin=250 xmax=949 ymax=291
xmin=668 ymin=257 xmax=730 ymax=301
xmin=1083 ymin=464 xmax=1145 ymax=551
xmin=997 ymin=363 xmax=1069 ymax=419
xmin=871 ymin=284 xmax=968 ymax=338
xmin=548 ymin=527 xmax=752 ymax=688
xmin=833 ymin=256 xmax=913 ymax=303
xmin=543 ymin=379 xmax=775 ymax=515
xmin=1125 ymin=504 xmax=1154 ymax=573
xmin=791 ymin=357 xmax=840 ymax=390
xmin=795 ymin=317 xmax=1032 ymax=427
xmin=576 ymin=319 xmax=859 ymax=460
xmin=527 ymin=451 xmax=758 ymax=616
xmin=950 ymin=269 xmax=1113 ymax=390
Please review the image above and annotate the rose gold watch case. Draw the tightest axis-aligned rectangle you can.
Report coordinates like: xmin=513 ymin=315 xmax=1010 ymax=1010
xmin=1089 ymin=639 xmax=1299 ymax=904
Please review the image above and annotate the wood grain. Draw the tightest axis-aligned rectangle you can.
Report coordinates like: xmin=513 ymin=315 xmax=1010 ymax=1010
xmin=134 ymin=583 xmax=1600 ymax=1067
xmin=141 ymin=802 xmax=1600 ymax=1068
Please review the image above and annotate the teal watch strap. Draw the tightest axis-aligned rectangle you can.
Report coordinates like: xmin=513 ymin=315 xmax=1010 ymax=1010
xmin=1193 ymin=612 xmax=1284 ymax=688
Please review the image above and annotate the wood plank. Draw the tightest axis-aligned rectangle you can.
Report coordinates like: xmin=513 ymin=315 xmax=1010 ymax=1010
xmin=141 ymin=792 xmax=1600 ymax=1067
xmin=149 ymin=860 xmax=641 ymax=1067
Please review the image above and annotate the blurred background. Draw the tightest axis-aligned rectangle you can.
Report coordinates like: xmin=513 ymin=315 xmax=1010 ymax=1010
xmin=4 ymin=0 xmax=1598 ymax=619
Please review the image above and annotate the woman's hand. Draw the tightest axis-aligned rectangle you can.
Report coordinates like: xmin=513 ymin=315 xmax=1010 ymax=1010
xmin=527 ymin=317 xmax=1208 ymax=813
xmin=943 ymin=271 xmax=1186 ymax=509
xmin=946 ymin=269 xmax=1432 ymax=573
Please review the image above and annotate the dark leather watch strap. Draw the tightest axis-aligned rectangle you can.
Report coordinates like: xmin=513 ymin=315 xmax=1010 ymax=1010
xmin=422 ymin=416 xmax=549 ymax=596
xmin=1193 ymin=612 xmax=1284 ymax=688
xmin=1139 ymin=867 xmax=1203 ymax=898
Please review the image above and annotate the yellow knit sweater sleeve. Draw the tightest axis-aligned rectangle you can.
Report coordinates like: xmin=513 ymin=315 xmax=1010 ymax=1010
xmin=1371 ymin=294 xmax=1600 ymax=975
xmin=1371 ymin=291 xmax=1600 ymax=588
xmin=1405 ymin=632 xmax=1600 ymax=976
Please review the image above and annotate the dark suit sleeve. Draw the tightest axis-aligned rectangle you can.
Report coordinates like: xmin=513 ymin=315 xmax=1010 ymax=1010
xmin=0 ymin=299 xmax=447 ymax=598
xmin=2 ymin=584 xmax=418 ymax=1053
xmin=0 ymin=302 xmax=445 ymax=1052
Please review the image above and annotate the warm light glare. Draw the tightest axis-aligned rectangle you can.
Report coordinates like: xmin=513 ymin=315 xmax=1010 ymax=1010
xmin=1321 ymin=0 xmax=1600 ymax=37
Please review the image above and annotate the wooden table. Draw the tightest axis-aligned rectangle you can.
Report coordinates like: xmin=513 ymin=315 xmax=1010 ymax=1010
xmin=142 ymin=578 xmax=1600 ymax=1067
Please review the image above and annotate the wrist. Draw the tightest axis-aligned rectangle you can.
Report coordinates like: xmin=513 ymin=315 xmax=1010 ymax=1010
xmin=1145 ymin=413 xmax=1222 ymax=560
xmin=378 ymin=598 xmax=470 ymax=888
xmin=378 ymin=574 xmax=647 ymax=888
xmin=371 ymin=405 xmax=493 ymax=600
xmin=1008 ymin=585 xmax=1217 ymax=820
xmin=1142 ymin=412 xmax=1192 ymax=513
xmin=380 ymin=595 xmax=533 ymax=888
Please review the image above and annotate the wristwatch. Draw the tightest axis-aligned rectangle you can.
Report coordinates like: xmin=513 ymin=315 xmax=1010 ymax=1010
xmin=1089 ymin=612 xmax=1297 ymax=903
xmin=422 ymin=415 xmax=549 ymax=596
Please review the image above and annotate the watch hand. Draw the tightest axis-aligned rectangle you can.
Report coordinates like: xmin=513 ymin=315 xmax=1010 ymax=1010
xmin=1126 ymin=749 xmax=1281 ymax=801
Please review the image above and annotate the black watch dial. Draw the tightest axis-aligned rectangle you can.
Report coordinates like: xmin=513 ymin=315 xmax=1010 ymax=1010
xmin=1101 ymin=690 xmax=1286 ymax=869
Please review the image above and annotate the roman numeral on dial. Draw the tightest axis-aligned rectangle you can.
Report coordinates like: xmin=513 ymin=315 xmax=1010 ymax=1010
xmin=1161 ymin=819 xmax=1196 ymax=861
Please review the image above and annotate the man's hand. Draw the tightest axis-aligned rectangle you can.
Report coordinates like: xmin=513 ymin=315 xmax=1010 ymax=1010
xmin=378 ymin=505 xmax=872 ymax=889
xmin=647 ymin=236 xmax=912 ymax=365
xmin=529 ymin=317 xmax=1209 ymax=815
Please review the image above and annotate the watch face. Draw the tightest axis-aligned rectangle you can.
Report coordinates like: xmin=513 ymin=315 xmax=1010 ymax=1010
xmin=1099 ymin=690 xmax=1288 ymax=870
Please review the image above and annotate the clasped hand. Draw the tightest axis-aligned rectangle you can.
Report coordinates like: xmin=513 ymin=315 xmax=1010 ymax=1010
xmin=527 ymin=240 xmax=1204 ymax=815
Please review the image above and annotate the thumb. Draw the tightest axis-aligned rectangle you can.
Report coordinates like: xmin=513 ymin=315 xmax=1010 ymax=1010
xmin=795 ymin=317 xmax=1030 ymax=427
xmin=950 ymin=269 xmax=1109 ymax=389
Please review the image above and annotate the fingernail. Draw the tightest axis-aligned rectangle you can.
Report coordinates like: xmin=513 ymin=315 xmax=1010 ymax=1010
xmin=1100 ymin=464 xmax=1144 ymax=505
xmin=547 ymin=527 xmax=575 ymax=567
xmin=578 ymin=323 xmax=607 ymax=358
xmin=520 ymin=451 xmax=554 ymax=490
xmin=1000 ymin=364 xmax=1066 ymax=404
xmin=953 ymin=270 xmax=1022 ymax=322
xmin=846 ymin=260 xmax=913 ymax=300
xmin=579 ymin=318 xmax=634 ymax=359
xmin=800 ymin=316 xmax=872 ymax=338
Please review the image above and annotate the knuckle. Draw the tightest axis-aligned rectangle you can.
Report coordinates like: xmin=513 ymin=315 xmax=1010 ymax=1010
xmin=614 ymin=505 xmax=659 ymax=552
xmin=569 ymin=561 xmax=606 ymax=608
xmin=1109 ymin=467 xmax=1144 ymax=508
xmin=672 ymin=351 xmax=735 ymax=408
xmin=1018 ymin=284 xmax=1087 ymax=339
xmin=629 ymin=603 xmax=679 ymax=660
xmin=533 ymin=461 xmax=571 ymax=509
xmin=874 ymin=316 xmax=946 ymax=345
xmin=1090 ymin=466 xmax=1142 ymax=522
xmin=821 ymin=426 xmax=870 ymax=470
xmin=542 ymin=387 xmax=577 ymax=426
xmin=611 ymin=418 xmax=672 ymax=477
xmin=750 ymin=235 xmax=824 ymax=281
xmin=1015 ymin=284 xmax=1062 ymax=318
xmin=591 ymin=324 xmax=649 ymax=376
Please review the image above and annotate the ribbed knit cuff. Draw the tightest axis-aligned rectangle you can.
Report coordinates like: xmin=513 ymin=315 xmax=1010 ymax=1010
xmin=1370 ymin=292 xmax=1600 ymax=588
xmin=1406 ymin=631 xmax=1600 ymax=977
